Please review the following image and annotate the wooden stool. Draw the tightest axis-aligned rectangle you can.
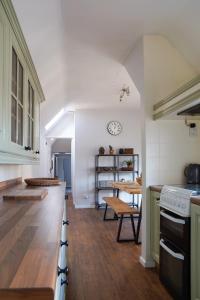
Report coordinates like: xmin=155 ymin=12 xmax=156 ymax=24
xmin=103 ymin=197 xmax=141 ymax=243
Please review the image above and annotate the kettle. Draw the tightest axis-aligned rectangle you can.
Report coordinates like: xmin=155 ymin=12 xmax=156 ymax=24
xmin=184 ymin=164 xmax=200 ymax=184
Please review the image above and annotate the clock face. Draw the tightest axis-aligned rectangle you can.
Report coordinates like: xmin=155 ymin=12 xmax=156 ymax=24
xmin=107 ymin=121 xmax=122 ymax=136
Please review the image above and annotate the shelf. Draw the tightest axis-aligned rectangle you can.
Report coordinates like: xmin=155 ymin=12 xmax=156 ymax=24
xmin=96 ymin=170 xmax=139 ymax=173
xmin=95 ymin=152 xmax=139 ymax=208
xmin=96 ymin=154 xmax=139 ymax=157
xmin=96 ymin=187 xmax=117 ymax=191
xmin=118 ymin=170 xmax=139 ymax=173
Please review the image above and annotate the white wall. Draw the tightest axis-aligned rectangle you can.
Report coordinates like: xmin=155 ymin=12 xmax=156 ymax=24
xmin=12 ymin=0 xmax=68 ymax=129
xmin=124 ymin=35 xmax=199 ymax=268
xmin=143 ymin=35 xmax=199 ymax=186
xmin=52 ymin=138 xmax=71 ymax=153
xmin=46 ymin=112 xmax=74 ymax=139
xmin=74 ymin=108 xmax=141 ymax=208
xmin=147 ymin=120 xmax=200 ymax=185
xmin=0 ymin=165 xmax=22 ymax=181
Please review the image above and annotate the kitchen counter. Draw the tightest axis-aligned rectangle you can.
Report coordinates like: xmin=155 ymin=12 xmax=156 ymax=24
xmin=150 ymin=185 xmax=200 ymax=206
xmin=150 ymin=185 xmax=163 ymax=193
xmin=0 ymin=181 xmax=66 ymax=299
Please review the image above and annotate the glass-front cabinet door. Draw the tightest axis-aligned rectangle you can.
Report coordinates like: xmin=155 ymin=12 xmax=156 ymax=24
xmin=0 ymin=0 xmax=44 ymax=164
xmin=11 ymin=47 xmax=24 ymax=146
xmin=26 ymin=79 xmax=40 ymax=154
xmin=0 ymin=3 xmax=6 ymax=149
xmin=27 ymin=80 xmax=34 ymax=150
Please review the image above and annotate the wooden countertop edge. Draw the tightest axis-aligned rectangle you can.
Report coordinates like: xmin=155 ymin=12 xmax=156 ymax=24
xmin=191 ymin=197 xmax=200 ymax=206
xmin=0 ymin=180 xmax=65 ymax=294
xmin=0 ymin=287 xmax=54 ymax=300
xmin=149 ymin=186 xmax=162 ymax=193
xmin=0 ymin=177 xmax=22 ymax=191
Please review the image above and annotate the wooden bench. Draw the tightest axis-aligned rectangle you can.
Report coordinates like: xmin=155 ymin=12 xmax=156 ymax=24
xmin=103 ymin=197 xmax=141 ymax=243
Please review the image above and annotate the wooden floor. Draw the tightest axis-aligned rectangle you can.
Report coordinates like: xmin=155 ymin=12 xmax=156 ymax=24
xmin=66 ymin=197 xmax=172 ymax=300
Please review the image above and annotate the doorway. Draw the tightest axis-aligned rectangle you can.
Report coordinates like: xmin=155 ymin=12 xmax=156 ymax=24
xmin=54 ymin=153 xmax=71 ymax=188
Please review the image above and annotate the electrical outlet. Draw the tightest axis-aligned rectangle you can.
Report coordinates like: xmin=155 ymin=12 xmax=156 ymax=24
xmin=189 ymin=126 xmax=198 ymax=137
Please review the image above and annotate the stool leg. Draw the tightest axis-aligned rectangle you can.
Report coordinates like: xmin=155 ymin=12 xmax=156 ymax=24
xmin=136 ymin=204 xmax=142 ymax=244
xmin=103 ymin=203 xmax=108 ymax=221
xmin=114 ymin=212 xmax=118 ymax=220
xmin=130 ymin=214 xmax=136 ymax=239
xmin=117 ymin=215 xmax=123 ymax=242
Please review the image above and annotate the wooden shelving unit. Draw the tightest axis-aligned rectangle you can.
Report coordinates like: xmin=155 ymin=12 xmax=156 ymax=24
xmin=95 ymin=154 xmax=139 ymax=208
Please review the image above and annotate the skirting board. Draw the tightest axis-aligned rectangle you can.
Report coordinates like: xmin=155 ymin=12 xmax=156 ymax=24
xmin=139 ymin=256 xmax=155 ymax=268
xmin=75 ymin=204 xmax=95 ymax=209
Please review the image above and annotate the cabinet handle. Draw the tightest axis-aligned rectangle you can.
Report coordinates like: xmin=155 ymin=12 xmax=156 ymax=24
xmin=24 ymin=146 xmax=31 ymax=151
xmin=60 ymin=240 xmax=68 ymax=247
xmin=160 ymin=210 xmax=186 ymax=224
xmin=61 ymin=278 xmax=69 ymax=286
xmin=35 ymin=150 xmax=40 ymax=154
xmin=160 ymin=239 xmax=184 ymax=260
xmin=63 ymin=220 xmax=69 ymax=226
xmin=58 ymin=266 xmax=69 ymax=276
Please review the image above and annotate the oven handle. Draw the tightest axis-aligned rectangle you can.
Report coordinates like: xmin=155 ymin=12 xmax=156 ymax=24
xmin=160 ymin=239 xmax=184 ymax=260
xmin=160 ymin=210 xmax=185 ymax=224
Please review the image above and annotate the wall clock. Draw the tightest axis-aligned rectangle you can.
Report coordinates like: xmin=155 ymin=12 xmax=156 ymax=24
xmin=107 ymin=121 xmax=122 ymax=136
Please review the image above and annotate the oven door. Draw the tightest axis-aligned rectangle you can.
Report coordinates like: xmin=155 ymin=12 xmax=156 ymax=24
xmin=159 ymin=238 xmax=190 ymax=300
xmin=160 ymin=209 xmax=190 ymax=253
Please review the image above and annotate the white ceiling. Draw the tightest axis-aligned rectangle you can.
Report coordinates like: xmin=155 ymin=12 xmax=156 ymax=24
xmin=12 ymin=0 xmax=200 ymax=123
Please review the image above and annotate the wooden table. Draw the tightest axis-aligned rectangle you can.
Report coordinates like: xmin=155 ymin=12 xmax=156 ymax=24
xmin=112 ymin=182 xmax=142 ymax=243
xmin=112 ymin=181 xmax=142 ymax=195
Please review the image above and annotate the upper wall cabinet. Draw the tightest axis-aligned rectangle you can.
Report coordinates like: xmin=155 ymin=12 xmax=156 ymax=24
xmin=153 ymin=76 xmax=200 ymax=120
xmin=0 ymin=0 xmax=45 ymax=164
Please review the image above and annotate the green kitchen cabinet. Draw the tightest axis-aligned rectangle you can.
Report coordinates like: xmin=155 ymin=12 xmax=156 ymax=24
xmin=191 ymin=203 xmax=200 ymax=300
xmin=0 ymin=3 xmax=8 ymax=149
xmin=0 ymin=0 xmax=45 ymax=164
xmin=150 ymin=190 xmax=160 ymax=264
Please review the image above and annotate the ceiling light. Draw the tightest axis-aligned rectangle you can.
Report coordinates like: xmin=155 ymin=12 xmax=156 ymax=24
xmin=120 ymin=85 xmax=130 ymax=102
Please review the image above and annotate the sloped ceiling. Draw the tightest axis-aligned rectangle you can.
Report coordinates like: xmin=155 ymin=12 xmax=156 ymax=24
xmin=12 ymin=0 xmax=200 ymax=125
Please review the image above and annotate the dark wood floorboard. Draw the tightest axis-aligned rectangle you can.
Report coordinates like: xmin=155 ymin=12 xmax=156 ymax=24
xmin=66 ymin=197 xmax=172 ymax=300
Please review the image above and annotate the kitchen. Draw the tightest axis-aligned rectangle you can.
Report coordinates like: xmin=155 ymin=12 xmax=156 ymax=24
xmin=0 ymin=0 xmax=200 ymax=300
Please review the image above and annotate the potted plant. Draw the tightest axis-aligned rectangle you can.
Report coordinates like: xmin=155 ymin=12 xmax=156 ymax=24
xmin=126 ymin=159 xmax=133 ymax=170
xmin=109 ymin=145 xmax=114 ymax=155
xmin=121 ymin=159 xmax=133 ymax=170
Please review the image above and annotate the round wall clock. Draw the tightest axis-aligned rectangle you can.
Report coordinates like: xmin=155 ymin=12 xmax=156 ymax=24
xmin=107 ymin=121 xmax=122 ymax=136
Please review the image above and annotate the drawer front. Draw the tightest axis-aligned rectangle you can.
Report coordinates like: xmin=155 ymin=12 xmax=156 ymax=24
xmin=55 ymin=199 xmax=68 ymax=300
xmin=55 ymin=274 xmax=67 ymax=300
xmin=59 ymin=275 xmax=67 ymax=300
xmin=54 ymin=272 xmax=62 ymax=300
xmin=59 ymin=243 xmax=67 ymax=269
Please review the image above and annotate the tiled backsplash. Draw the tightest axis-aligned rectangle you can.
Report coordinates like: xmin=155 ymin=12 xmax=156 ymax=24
xmin=146 ymin=119 xmax=200 ymax=186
